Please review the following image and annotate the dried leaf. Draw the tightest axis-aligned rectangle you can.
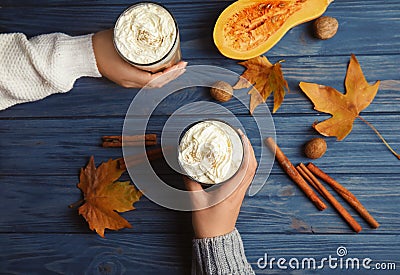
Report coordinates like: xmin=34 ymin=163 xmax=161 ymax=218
xmin=234 ymin=56 xmax=289 ymax=114
xmin=77 ymin=156 xmax=142 ymax=237
xmin=299 ymin=54 xmax=380 ymax=140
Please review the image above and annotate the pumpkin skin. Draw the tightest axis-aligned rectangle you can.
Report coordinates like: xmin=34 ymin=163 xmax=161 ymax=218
xmin=213 ymin=0 xmax=333 ymax=59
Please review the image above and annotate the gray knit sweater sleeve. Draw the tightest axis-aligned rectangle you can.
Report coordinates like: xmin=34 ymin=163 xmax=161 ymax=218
xmin=192 ymin=228 xmax=255 ymax=275
xmin=0 ymin=32 xmax=101 ymax=110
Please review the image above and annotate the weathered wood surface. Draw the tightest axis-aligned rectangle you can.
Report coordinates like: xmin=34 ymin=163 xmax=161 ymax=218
xmin=0 ymin=173 xmax=398 ymax=234
xmin=0 ymin=233 xmax=399 ymax=274
xmin=1 ymin=1 xmax=399 ymax=57
xmin=0 ymin=56 xmax=399 ymax=118
xmin=0 ymin=0 xmax=399 ymax=274
xmin=0 ymin=116 xmax=398 ymax=175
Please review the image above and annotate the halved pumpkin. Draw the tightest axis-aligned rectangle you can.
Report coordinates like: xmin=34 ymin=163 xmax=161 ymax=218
xmin=213 ymin=0 xmax=333 ymax=59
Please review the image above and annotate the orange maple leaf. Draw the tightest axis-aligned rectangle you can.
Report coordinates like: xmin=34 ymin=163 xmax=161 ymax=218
xmin=300 ymin=55 xmax=399 ymax=159
xmin=300 ymin=54 xmax=380 ymax=141
xmin=77 ymin=156 xmax=142 ymax=237
xmin=234 ymin=56 xmax=289 ymax=114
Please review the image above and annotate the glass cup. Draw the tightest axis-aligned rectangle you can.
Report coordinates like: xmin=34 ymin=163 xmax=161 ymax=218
xmin=178 ymin=120 xmax=244 ymax=186
xmin=113 ymin=2 xmax=182 ymax=73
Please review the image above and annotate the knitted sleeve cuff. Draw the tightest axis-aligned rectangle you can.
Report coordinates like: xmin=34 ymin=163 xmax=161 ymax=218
xmin=192 ymin=228 xmax=254 ymax=275
xmin=54 ymin=33 xmax=101 ymax=86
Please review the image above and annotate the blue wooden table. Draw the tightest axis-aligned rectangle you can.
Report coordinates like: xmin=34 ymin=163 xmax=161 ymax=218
xmin=1 ymin=0 xmax=399 ymax=274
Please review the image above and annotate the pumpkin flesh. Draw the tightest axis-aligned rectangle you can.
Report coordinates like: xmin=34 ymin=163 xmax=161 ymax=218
xmin=214 ymin=0 xmax=333 ymax=59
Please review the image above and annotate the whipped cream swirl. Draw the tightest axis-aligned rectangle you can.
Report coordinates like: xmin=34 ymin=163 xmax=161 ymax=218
xmin=178 ymin=121 xmax=243 ymax=184
xmin=114 ymin=3 xmax=177 ymax=64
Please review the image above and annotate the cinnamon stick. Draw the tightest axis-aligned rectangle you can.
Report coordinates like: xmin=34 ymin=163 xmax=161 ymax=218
xmin=125 ymin=134 xmax=157 ymax=142
xmin=118 ymin=147 xmax=171 ymax=170
xmin=265 ymin=137 xmax=327 ymax=211
xmin=103 ymin=134 xmax=157 ymax=142
xmin=102 ymin=134 xmax=157 ymax=148
xmin=307 ymin=163 xmax=380 ymax=229
xmin=298 ymin=163 xmax=362 ymax=233
xmin=296 ymin=166 xmax=328 ymax=200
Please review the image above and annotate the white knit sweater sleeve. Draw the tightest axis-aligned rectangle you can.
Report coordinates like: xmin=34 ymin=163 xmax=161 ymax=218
xmin=0 ymin=32 xmax=101 ymax=110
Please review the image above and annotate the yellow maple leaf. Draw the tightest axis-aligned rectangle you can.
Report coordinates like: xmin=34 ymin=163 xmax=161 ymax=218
xmin=234 ymin=56 xmax=289 ymax=114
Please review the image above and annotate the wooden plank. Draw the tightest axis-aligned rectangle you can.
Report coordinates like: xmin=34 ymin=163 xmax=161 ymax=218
xmin=0 ymin=55 xmax=399 ymax=118
xmin=3 ymin=0 xmax=396 ymax=6
xmin=0 ymin=173 xmax=397 ymax=234
xmin=0 ymin=0 xmax=233 ymax=6
xmin=0 ymin=3 xmax=226 ymax=38
xmin=0 ymin=2 xmax=399 ymax=58
xmin=241 ymin=234 xmax=400 ymax=274
xmin=0 ymin=115 xmax=398 ymax=175
xmin=0 ymin=233 xmax=398 ymax=274
xmin=0 ymin=233 xmax=192 ymax=275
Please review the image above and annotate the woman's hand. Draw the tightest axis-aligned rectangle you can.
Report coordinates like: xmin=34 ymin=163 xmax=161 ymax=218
xmin=92 ymin=29 xmax=187 ymax=88
xmin=184 ymin=130 xmax=258 ymax=239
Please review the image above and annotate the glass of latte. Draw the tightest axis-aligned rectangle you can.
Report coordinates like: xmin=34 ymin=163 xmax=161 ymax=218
xmin=178 ymin=120 xmax=244 ymax=185
xmin=114 ymin=2 xmax=182 ymax=72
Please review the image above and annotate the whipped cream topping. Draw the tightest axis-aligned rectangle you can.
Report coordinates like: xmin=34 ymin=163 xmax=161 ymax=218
xmin=114 ymin=3 xmax=177 ymax=64
xmin=178 ymin=121 xmax=243 ymax=184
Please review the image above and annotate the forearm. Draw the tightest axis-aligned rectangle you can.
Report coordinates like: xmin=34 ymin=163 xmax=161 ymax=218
xmin=0 ymin=32 xmax=101 ymax=110
xmin=192 ymin=228 xmax=255 ymax=275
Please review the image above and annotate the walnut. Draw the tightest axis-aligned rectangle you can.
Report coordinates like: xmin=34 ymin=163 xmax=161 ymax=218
xmin=304 ymin=138 xmax=327 ymax=159
xmin=210 ymin=81 xmax=233 ymax=102
xmin=314 ymin=16 xmax=339 ymax=40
